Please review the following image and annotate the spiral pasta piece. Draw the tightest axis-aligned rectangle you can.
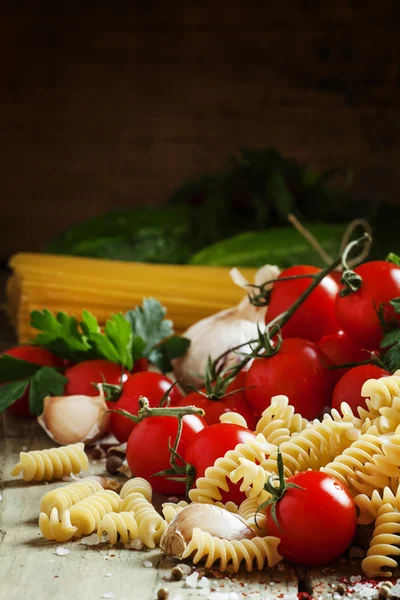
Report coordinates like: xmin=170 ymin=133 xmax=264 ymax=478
xmin=358 ymin=374 xmax=400 ymax=433
xmin=120 ymin=477 xmax=152 ymax=502
xmin=219 ymin=412 xmax=248 ymax=428
xmin=362 ymin=503 xmax=400 ymax=578
xmin=40 ymin=479 xmax=104 ymax=516
xmin=122 ymin=492 xmax=166 ymax=548
xmin=255 ymin=395 xmax=308 ymax=445
xmin=189 ymin=434 xmax=275 ymax=504
xmin=181 ymin=527 xmax=282 ymax=572
xmin=238 ymin=497 xmax=267 ymax=534
xmin=98 ymin=511 xmax=139 ymax=545
xmin=39 ymin=507 xmax=78 ymax=542
xmin=321 ymin=427 xmax=394 ymax=497
xmin=355 ymin=487 xmax=400 ymax=525
xmin=10 ymin=443 xmax=89 ymax=482
xmin=260 ymin=418 xmax=356 ymax=479
xmin=162 ymin=501 xmax=190 ymax=524
xmin=230 ymin=457 xmax=267 ymax=499
xmin=69 ymin=490 xmax=121 ymax=536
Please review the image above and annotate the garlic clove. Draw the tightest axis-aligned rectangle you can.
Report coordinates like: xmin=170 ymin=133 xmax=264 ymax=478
xmin=37 ymin=386 xmax=110 ymax=446
xmin=160 ymin=503 xmax=255 ymax=558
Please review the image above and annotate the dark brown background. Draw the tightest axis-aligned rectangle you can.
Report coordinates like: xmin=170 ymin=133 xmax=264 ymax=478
xmin=1 ymin=0 xmax=399 ymax=262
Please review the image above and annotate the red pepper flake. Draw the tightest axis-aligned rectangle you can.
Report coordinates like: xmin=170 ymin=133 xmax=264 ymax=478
xmin=297 ymin=593 xmax=313 ymax=600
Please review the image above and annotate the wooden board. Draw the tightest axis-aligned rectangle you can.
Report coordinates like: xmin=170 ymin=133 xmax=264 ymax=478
xmin=0 ymin=414 xmax=299 ymax=600
xmin=0 ymin=0 xmax=400 ymax=259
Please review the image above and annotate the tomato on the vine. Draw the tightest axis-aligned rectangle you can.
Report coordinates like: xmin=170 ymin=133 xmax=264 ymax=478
xmin=64 ymin=359 xmax=129 ymax=397
xmin=184 ymin=422 xmax=256 ymax=505
xmin=335 ymin=261 xmax=400 ymax=349
xmin=126 ymin=413 xmax=207 ymax=495
xmin=4 ymin=346 xmax=63 ymax=417
xmin=265 ymin=265 xmax=340 ymax=343
xmin=177 ymin=371 xmax=256 ymax=429
xmin=316 ymin=331 xmax=374 ymax=384
xmin=110 ymin=372 xmax=184 ymax=443
xmin=245 ymin=338 xmax=334 ymax=420
xmin=265 ymin=471 xmax=356 ymax=566
xmin=331 ymin=364 xmax=390 ymax=415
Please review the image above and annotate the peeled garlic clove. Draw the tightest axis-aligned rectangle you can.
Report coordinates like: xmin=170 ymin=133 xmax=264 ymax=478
xmin=160 ymin=503 xmax=255 ymax=558
xmin=37 ymin=387 xmax=110 ymax=445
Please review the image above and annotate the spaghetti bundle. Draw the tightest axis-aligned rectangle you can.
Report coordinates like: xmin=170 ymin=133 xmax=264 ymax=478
xmin=6 ymin=253 xmax=257 ymax=343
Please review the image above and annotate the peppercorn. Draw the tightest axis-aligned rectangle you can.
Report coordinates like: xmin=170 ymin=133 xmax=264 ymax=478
xmin=157 ymin=588 xmax=169 ymax=600
xmin=170 ymin=566 xmax=184 ymax=581
xmin=106 ymin=455 xmax=123 ymax=475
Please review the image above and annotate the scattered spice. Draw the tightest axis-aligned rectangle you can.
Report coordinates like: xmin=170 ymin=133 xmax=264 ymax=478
xmin=157 ymin=589 xmax=169 ymax=600
xmin=107 ymin=444 xmax=127 ymax=459
xmin=335 ymin=583 xmax=347 ymax=595
xmin=90 ymin=445 xmax=106 ymax=460
xmin=106 ymin=455 xmax=123 ymax=475
xmin=170 ymin=566 xmax=184 ymax=581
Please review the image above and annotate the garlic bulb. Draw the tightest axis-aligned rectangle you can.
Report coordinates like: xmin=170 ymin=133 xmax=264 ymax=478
xmin=173 ymin=264 xmax=280 ymax=388
xmin=37 ymin=386 xmax=110 ymax=445
xmin=160 ymin=503 xmax=255 ymax=558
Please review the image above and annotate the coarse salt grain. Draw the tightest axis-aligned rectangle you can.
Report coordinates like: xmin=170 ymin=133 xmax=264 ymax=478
xmin=21 ymin=446 xmax=28 ymax=451
xmin=101 ymin=594 xmax=116 ymax=599
xmin=48 ymin=560 xmax=54 ymax=563
xmin=185 ymin=572 xmax=199 ymax=589
xmin=143 ymin=560 xmax=153 ymax=568
xmin=124 ymin=538 xmax=143 ymax=550
xmin=198 ymin=576 xmax=210 ymax=588
xmin=106 ymin=573 xmax=112 ymax=577
xmin=350 ymin=576 xmax=362 ymax=583
xmin=177 ymin=563 xmax=192 ymax=576
xmin=55 ymin=547 xmax=70 ymax=556
xmin=78 ymin=533 xmax=101 ymax=546
xmin=0 ymin=493 xmax=2 ymax=503
xmin=168 ymin=497 xmax=179 ymax=502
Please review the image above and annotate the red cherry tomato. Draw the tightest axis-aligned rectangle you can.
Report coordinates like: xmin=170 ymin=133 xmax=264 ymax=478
xmin=126 ymin=413 xmax=206 ymax=495
xmin=266 ymin=471 xmax=357 ymax=566
xmin=110 ymin=372 xmax=184 ymax=443
xmin=131 ymin=358 xmax=149 ymax=374
xmin=245 ymin=338 xmax=334 ymax=420
xmin=4 ymin=346 xmax=63 ymax=417
xmin=331 ymin=364 xmax=390 ymax=415
xmin=316 ymin=331 xmax=374 ymax=384
xmin=64 ymin=359 xmax=129 ymax=397
xmin=265 ymin=265 xmax=340 ymax=343
xmin=177 ymin=371 xmax=256 ymax=430
xmin=184 ymin=422 xmax=256 ymax=505
xmin=336 ymin=261 xmax=400 ymax=349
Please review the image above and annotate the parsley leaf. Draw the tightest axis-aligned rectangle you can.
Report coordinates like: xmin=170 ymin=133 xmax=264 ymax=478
xmin=125 ymin=298 xmax=174 ymax=357
xmin=0 ymin=380 xmax=30 ymax=413
xmin=380 ymin=297 xmax=400 ymax=372
xmin=0 ymin=355 xmax=42 ymax=384
xmin=29 ymin=367 xmax=69 ymax=416
xmin=89 ymin=314 xmax=134 ymax=370
xmin=149 ymin=336 xmax=191 ymax=373
xmin=30 ymin=310 xmax=92 ymax=361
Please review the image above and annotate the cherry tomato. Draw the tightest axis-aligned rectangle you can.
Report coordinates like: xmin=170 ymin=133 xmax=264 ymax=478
xmin=266 ymin=471 xmax=357 ymax=566
xmin=184 ymin=422 xmax=256 ymax=505
xmin=177 ymin=371 xmax=256 ymax=429
xmin=245 ymin=338 xmax=334 ymax=420
xmin=64 ymin=359 xmax=129 ymax=397
xmin=126 ymin=413 xmax=207 ymax=495
xmin=131 ymin=358 xmax=149 ymax=374
xmin=331 ymin=364 xmax=390 ymax=415
xmin=316 ymin=331 xmax=374 ymax=384
xmin=110 ymin=372 xmax=184 ymax=443
xmin=4 ymin=346 xmax=63 ymax=417
xmin=265 ymin=265 xmax=340 ymax=343
xmin=336 ymin=261 xmax=400 ymax=349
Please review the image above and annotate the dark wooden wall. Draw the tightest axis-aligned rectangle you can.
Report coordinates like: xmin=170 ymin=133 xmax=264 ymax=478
xmin=0 ymin=1 xmax=399 ymax=260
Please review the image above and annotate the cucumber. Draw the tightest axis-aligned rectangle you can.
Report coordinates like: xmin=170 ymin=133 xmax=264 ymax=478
xmin=190 ymin=225 xmax=348 ymax=268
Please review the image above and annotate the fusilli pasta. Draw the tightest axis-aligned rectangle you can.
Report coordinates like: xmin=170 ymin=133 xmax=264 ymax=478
xmin=10 ymin=443 xmax=89 ymax=482
xmin=122 ymin=492 xmax=166 ymax=548
xmin=40 ymin=478 xmax=103 ymax=516
xmin=39 ymin=507 xmax=78 ymax=542
xmin=238 ymin=497 xmax=267 ymax=534
xmin=181 ymin=527 xmax=282 ymax=572
xmin=120 ymin=477 xmax=152 ymax=502
xmin=98 ymin=511 xmax=139 ymax=545
xmin=69 ymin=490 xmax=122 ymax=536
xmin=189 ymin=434 xmax=275 ymax=504
xmin=255 ymin=395 xmax=307 ymax=446
xmin=355 ymin=487 xmax=400 ymax=525
xmin=219 ymin=412 xmax=248 ymax=428
xmin=362 ymin=503 xmax=400 ymax=578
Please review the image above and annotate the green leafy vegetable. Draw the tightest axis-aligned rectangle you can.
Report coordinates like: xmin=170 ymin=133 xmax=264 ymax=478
xmin=29 ymin=368 xmax=69 ymax=416
xmin=380 ymin=298 xmax=400 ymax=372
xmin=387 ymin=253 xmax=400 ymax=267
xmin=125 ymin=298 xmax=174 ymax=358
xmin=31 ymin=310 xmax=92 ymax=361
xmin=149 ymin=336 xmax=191 ymax=373
xmin=0 ymin=355 xmax=43 ymax=384
xmin=0 ymin=380 xmax=30 ymax=413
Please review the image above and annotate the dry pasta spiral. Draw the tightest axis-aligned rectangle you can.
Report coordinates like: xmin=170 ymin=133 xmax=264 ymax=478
xmin=181 ymin=527 xmax=282 ymax=572
xmin=238 ymin=497 xmax=266 ymax=534
xmin=362 ymin=503 xmax=400 ymax=578
xmin=120 ymin=477 xmax=152 ymax=502
xmin=358 ymin=374 xmax=400 ymax=433
xmin=189 ymin=434 xmax=275 ymax=504
xmin=255 ymin=395 xmax=307 ymax=445
xmin=122 ymin=492 xmax=166 ymax=548
xmin=355 ymin=487 xmax=400 ymax=525
xmin=40 ymin=479 xmax=103 ymax=516
xmin=260 ymin=418 xmax=355 ymax=479
xmin=98 ymin=511 xmax=139 ymax=545
xmin=219 ymin=412 xmax=248 ymax=428
xmin=69 ymin=490 xmax=121 ymax=536
xmin=162 ymin=501 xmax=189 ymax=524
xmin=39 ymin=507 xmax=78 ymax=542
xmin=321 ymin=427 xmax=400 ymax=497
xmin=10 ymin=443 xmax=88 ymax=482
xmin=230 ymin=457 xmax=267 ymax=499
